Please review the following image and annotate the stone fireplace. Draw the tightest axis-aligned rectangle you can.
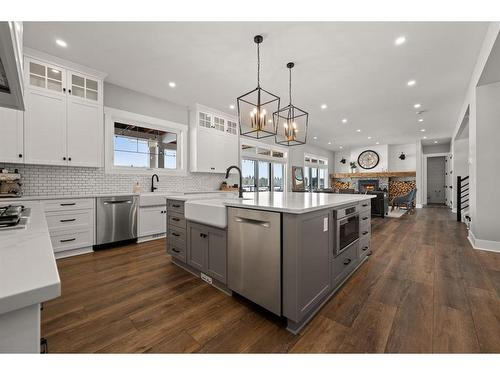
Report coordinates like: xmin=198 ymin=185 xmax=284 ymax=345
xmin=358 ymin=179 xmax=380 ymax=193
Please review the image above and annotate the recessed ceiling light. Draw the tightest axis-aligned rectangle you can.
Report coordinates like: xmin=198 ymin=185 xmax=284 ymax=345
xmin=434 ymin=140 xmax=439 ymax=144
xmin=356 ymin=129 xmax=362 ymax=133
xmin=414 ymin=103 xmax=421 ymax=109
xmin=423 ymin=136 xmax=427 ymax=139
xmin=376 ymin=142 xmax=380 ymax=145
xmin=321 ymin=104 xmax=327 ymax=110
xmin=407 ymin=80 xmax=416 ymax=86
xmin=367 ymin=136 xmax=372 ymax=140
xmin=418 ymin=118 xmax=424 ymax=122
xmin=395 ymin=36 xmax=406 ymax=46
xmin=229 ymin=104 xmax=235 ymax=110
xmin=313 ymin=136 xmax=317 ymax=140
xmin=342 ymin=118 xmax=348 ymax=124
xmin=339 ymin=146 xmax=343 ymax=149
xmin=420 ymin=128 xmax=426 ymax=132
xmin=55 ymin=39 xmax=67 ymax=48
xmin=168 ymin=82 xmax=176 ymax=88
xmin=328 ymin=141 xmax=332 ymax=145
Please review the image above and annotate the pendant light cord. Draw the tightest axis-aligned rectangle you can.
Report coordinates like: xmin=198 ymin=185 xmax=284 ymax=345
xmin=257 ymin=42 xmax=260 ymax=88
xmin=289 ymin=66 xmax=292 ymax=105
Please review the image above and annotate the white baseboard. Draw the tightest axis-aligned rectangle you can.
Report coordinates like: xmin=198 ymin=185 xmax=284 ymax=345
xmin=468 ymin=230 xmax=500 ymax=253
xmin=137 ymin=233 xmax=166 ymax=243
xmin=55 ymin=246 xmax=93 ymax=259
xmin=451 ymin=208 xmax=457 ymax=213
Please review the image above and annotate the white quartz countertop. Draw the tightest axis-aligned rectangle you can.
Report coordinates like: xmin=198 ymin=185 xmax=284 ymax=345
xmin=223 ymin=192 xmax=375 ymax=214
xmin=0 ymin=202 xmax=61 ymax=315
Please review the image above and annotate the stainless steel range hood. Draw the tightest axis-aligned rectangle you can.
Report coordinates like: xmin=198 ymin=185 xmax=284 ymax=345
xmin=0 ymin=22 xmax=24 ymax=111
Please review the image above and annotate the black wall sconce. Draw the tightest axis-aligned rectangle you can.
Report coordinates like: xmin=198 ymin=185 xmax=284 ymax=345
xmin=340 ymin=158 xmax=347 ymax=164
xmin=399 ymin=152 xmax=406 ymax=160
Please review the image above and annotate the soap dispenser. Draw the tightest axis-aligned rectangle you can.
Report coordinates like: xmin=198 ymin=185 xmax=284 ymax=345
xmin=132 ymin=181 xmax=142 ymax=194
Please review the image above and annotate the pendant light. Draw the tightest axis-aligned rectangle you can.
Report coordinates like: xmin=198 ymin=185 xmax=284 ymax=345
xmin=237 ymin=35 xmax=280 ymax=139
xmin=274 ymin=62 xmax=308 ymax=146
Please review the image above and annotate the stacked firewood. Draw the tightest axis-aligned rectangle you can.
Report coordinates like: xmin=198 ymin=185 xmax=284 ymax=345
xmin=332 ymin=180 xmax=350 ymax=190
xmin=389 ymin=180 xmax=416 ymax=201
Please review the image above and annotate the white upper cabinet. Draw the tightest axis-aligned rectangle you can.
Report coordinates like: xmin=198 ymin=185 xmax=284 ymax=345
xmin=0 ymin=107 xmax=24 ymax=163
xmin=190 ymin=104 xmax=239 ymax=173
xmin=21 ymin=51 xmax=106 ymax=167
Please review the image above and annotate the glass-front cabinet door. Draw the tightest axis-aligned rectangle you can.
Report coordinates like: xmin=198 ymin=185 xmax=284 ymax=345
xmin=67 ymin=71 xmax=101 ymax=104
xmin=25 ymin=57 xmax=66 ymax=95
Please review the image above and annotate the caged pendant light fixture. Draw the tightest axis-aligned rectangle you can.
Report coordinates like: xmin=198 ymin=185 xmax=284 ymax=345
xmin=274 ymin=62 xmax=308 ymax=146
xmin=237 ymin=35 xmax=280 ymax=139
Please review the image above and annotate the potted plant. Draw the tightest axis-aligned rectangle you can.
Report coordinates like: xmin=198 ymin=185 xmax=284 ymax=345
xmin=350 ymin=162 xmax=357 ymax=173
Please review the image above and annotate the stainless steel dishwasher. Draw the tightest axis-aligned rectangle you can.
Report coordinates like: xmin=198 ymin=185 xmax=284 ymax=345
xmin=95 ymin=196 xmax=138 ymax=247
xmin=227 ymin=207 xmax=281 ymax=315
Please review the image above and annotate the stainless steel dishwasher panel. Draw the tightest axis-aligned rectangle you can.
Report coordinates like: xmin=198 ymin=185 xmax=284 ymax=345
xmin=227 ymin=207 xmax=281 ymax=315
xmin=96 ymin=196 xmax=138 ymax=245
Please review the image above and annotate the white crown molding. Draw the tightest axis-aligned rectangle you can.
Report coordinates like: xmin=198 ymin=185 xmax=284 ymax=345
xmin=468 ymin=229 xmax=500 ymax=253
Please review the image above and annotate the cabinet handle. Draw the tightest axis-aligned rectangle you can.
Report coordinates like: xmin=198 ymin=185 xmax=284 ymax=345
xmin=171 ymin=232 xmax=180 ymax=237
xmin=60 ymin=218 xmax=76 ymax=222
xmin=18 ymin=153 xmax=22 ymax=158
xmin=60 ymin=238 xmax=76 ymax=243
xmin=362 ymin=203 xmax=368 ymax=207
xmin=362 ymin=217 xmax=369 ymax=221
xmin=362 ymin=231 xmax=369 ymax=235
xmin=68 ymin=89 xmax=72 ymax=94
xmin=68 ymin=157 xmax=72 ymax=161
xmin=199 ymin=233 xmax=207 ymax=238
xmin=172 ymin=217 xmax=180 ymax=222
xmin=367 ymin=251 xmax=373 ymax=257
xmin=60 ymin=203 xmax=76 ymax=206
xmin=210 ymin=167 xmax=215 ymax=170
xmin=343 ymin=258 xmax=352 ymax=265
xmin=171 ymin=248 xmax=180 ymax=253
xmin=362 ymin=246 xmax=368 ymax=251
xmin=172 ymin=204 xmax=181 ymax=208
xmin=63 ymin=157 xmax=66 ymax=161
xmin=63 ymin=88 xmax=66 ymax=93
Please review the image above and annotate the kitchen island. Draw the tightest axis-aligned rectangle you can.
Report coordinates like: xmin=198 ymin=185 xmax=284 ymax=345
xmin=167 ymin=192 xmax=375 ymax=333
xmin=0 ymin=202 xmax=61 ymax=353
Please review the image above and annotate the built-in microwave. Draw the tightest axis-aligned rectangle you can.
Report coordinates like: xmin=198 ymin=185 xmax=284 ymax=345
xmin=334 ymin=205 xmax=359 ymax=256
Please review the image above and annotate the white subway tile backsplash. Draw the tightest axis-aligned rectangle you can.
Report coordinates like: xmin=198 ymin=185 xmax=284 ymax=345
xmin=2 ymin=164 xmax=225 ymax=196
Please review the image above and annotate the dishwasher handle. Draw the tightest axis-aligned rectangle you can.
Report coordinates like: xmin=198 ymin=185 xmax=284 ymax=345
xmin=103 ymin=200 xmax=133 ymax=205
xmin=234 ymin=216 xmax=271 ymax=228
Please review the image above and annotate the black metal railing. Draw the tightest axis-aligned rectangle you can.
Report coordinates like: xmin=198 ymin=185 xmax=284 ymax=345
xmin=457 ymin=175 xmax=469 ymax=222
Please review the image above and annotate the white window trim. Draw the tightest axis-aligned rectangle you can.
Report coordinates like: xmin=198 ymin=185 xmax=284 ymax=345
xmin=104 ymin=106 xmax=188 ymax=176
xmin=240 ymin=139 xmax=288 ymax=164
xmin=304 ymin=153 xmax=329 ymax=169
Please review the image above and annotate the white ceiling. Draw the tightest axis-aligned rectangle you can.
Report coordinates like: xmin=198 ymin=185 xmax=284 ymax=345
xmin=24 ymin=22 xmax=488 ymax=151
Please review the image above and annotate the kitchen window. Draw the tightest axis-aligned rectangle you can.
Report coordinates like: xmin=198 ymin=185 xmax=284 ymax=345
xmin=104 ymin=107 xmax=187 ymax=175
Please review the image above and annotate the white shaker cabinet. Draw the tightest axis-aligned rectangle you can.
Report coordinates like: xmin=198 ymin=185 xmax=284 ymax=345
xmin=138 ymin=206 xmax=167 ymax=239
xmin=0 ymin=107 xmax=24 ymax=163
xmin=22 ymin=51 xmax=106 ymax=167
xmin=24 ymin=89 xmax=67 ymax=165
xmin=189 ymin=104 xmax=239 ymax=173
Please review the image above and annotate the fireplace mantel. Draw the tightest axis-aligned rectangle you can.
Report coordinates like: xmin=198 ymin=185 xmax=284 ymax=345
xmin=331 ymin=171 xmax=416 ymax=179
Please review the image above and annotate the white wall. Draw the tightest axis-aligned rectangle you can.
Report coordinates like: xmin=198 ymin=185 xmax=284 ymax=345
xmin=333 ymin=143 xmax=416 ymax=173
xmin=423 ymin=143 xmax=451 ymax=154
xmin=452 ymin=137 xmax=469 ymax=211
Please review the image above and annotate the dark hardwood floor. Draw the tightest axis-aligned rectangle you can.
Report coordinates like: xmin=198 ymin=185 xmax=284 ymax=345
xmin=41 ymin=207 xmax=500 ymax=353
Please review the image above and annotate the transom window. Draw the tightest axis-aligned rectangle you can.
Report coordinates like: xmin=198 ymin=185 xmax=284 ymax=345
xmin=304 ymin=154 xmax=329 ymax=191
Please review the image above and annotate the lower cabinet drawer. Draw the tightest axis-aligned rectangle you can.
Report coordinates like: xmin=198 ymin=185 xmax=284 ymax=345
xmin=43 ymin=198 xmax=93 ymax=212
xmin=46 ymin=209 xmax=93 ymax=231
xmin=359 ymin=236 xmax=371 ymax=259
xmin=360 ymin=214 xmax=371 ymax=233
xmin=168 ymin=226 xmax=186 ymax=243
xmin=359 ymin=201 xmax=371 ymax=213
xmin=333 ymin=241 xmax=358 ymax=284
xmin=168 ymin=214 xmax=186 ymax=229
xmin=50 ymin=229 xmax=93 ymax=253
xmin=167 ymin=240 xmax=186 ymax=262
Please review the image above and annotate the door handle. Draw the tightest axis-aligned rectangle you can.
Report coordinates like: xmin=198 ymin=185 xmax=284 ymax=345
xmin=234 ymin=217 xmax=270 ymax=228
xmin=103 ymin=200 xmax=132 ymax=205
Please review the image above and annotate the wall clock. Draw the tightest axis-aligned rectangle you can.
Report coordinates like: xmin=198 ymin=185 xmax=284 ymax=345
xmin=357 ymin=150 xmax=380 ymax=170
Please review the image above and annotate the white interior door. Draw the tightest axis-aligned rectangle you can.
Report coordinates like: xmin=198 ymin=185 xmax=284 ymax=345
xmin=0 ymin=107 xmax=24 ymax=163
xmin=66 ymin=99 xmax=102 ymax=167
xmin=24 ymin=89 xmax=67 ymax=165
xmin=427 ymin=156 xmax=446 ymax=204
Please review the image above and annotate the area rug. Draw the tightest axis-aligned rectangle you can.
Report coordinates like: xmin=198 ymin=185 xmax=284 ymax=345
xmin=386 ymin=208 xmax=408 ymax=218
